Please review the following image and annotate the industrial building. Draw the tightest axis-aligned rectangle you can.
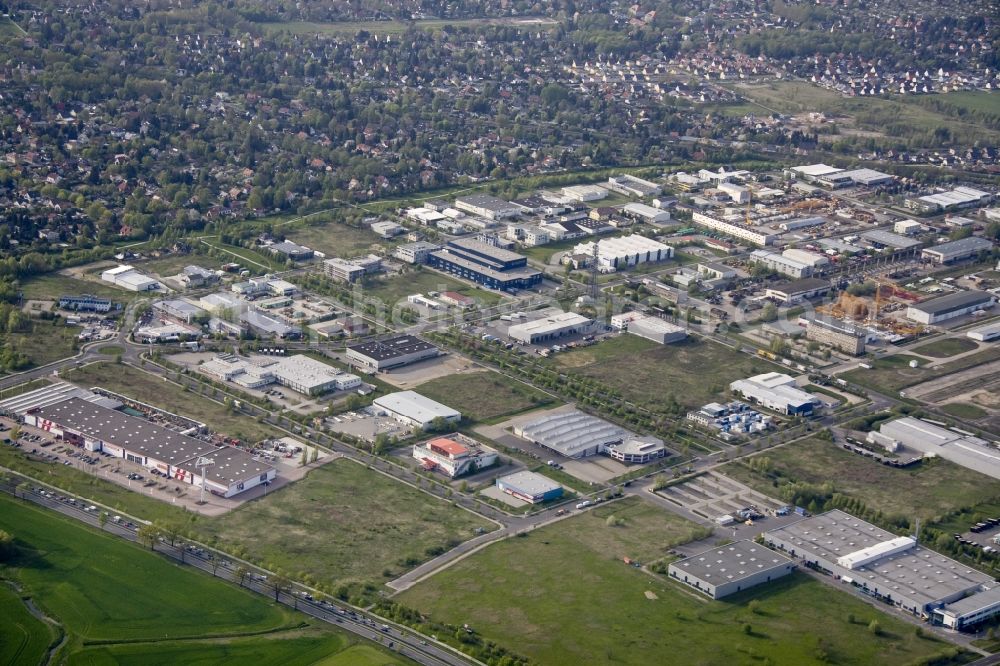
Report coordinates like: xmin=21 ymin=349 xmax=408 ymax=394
xmin=180 ymin=265 xmax=220 ymax=288
xmin=345 ymin=335 xmax=439 ymax=371
xmin=804 ymin=317 xmax=865 ymax=355
xmin=607 ymin=174 xmax=662 ymax=197
xmin=778 ymin=216 xmax=826 ymax=232
xmin=668 ymin=541 xmax=796 ymax=600
xmin=58 ymin=294 xmax=115 ymax=313
xmin=836 ymin=168 xmax=895 ymax=187
xmin=605 ymin=437 xmax=668 ymax=463
xmin=231 ymin=276 xmax=298 ymax=298
xmin=496 ymin=471 xmax=563 ymax=504
xmin=686 ymin=401 xmax=773 ymax=437
xmin=393 ymin=241 xmax=440 ymax=264
xmin=907 ymin=186 xmax=993 ymax=213
xmin=967 ymin=321 xmax=1000 ymax=342
xmin=692 ymin=212 xmax=777 ymax=246
xmin=411 ymin=434 xmax=498 ymax=477
xmin=561 ymin=184 xmax=608 ymax=202
xmin=322 ymin=255 xmax=383 ymax=283
xmin=717 ymin=181 xmax=750 ymax=203
xmin=507 ymin=312 xmax=594 ymax=345
xmin=242 ymin=309 xmax=300 ymax=339
xmin=454 ymin=194 xmax=521 ymax=220
xmin=22 ymin=397 xmax=275 ymax=498
xmin=268 ymin=240 xmax=314 ymax=261
xmin=921 ymin=237 xmax=995 ymax=264
xmin=622 ymin=202 xmax=671 ymax=224
xmin=100 ymin=265 xmax=160 ymax=292
xmin=153 ymin=299 xmax=207 ymax=324
xmin=905 ymin=290 xmax=995 ymax=325
xmin=429 ymin=238 xmax=542 ymax=291
xmin=200 ymin=353 xmax=361 ymax=395
xmin=859 ymin=230 xmax=922 ymax=251
xmin=870 ymin=417 xmax=1000 ymax=480
xmin=514 ymin=409 xmax=665 ymax=461
xmin=894 ymin=219 xmax=923 ymax=236
xmin=750 ymin=249 xmax=814 ymax=279
xmin=609 ymin=312 xmax=687 ymax=344
xmin=372 ymin=391 xmax=461 ymax=430
xmin=729 ymin=373 xmax=819 ymax=416
xmin=764 ymin=510 xmax=997 ymax=624
xmin=764 ymin=278 xmax=830 ymax=305
xmin=781 ymin=248 xmax=829 ymax=269
xmin=571 ymin=235 xmax=674 ymax=272
xmin=371 ymin=220 xmax=405 ymax=238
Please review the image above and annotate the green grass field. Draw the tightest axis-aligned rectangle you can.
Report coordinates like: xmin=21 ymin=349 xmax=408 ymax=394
xmin=400 ymin=497 xmax=963 ymax=666
xmin=134 ymin=253 xmax=221 ymax=278
xmin=361 ymin=268 xmax=504 ymax=308
xmin=723 ymin=436 xmax=1000 ymax=521
xmin=197 ymin=238 xmax=286 ymax=272
xmin=0 ymin=584 xmax=55 ymax=666
xmin=927 ymin=90 xmax=1000 ymax=115
xmin=415 ymin=371 xmax=554 ymax=423
xmin=911 ymin=337 xmax=979 ymax=358
xmin=258 ymin=16 xmax=558 ymax=35
xmin=61 ymin=362 xmax=277 ymax=443
xmin=0 ymin=496 xmax=407 ymax=664
xmin=18 ymin=272 xmax=128 ymax=302
xmin=736 ymin=80 xmax=1000 ymax=146
xmin=552 ymin=334 xmax=776 ymax=409
xmin=0 ymin=16 xmax=26 ymax=37
xmin=284 ymin=219 xmax=385 ymax=260
xmin=939 ymin=402 xmax=989 ymax=420
xmin=840 ymin=347 xmax=1000 ymax=396
xmin=6 ymin=320 xmax=80 ymax=371
xmin=198 ymin=458 xmax=493 ymax=587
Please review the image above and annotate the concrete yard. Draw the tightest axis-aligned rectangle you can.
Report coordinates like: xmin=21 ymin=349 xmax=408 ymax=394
xmin=377 ymin=353 xmax=486 ymax=389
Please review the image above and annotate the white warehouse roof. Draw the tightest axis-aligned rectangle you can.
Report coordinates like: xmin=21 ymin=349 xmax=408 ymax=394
xmin=374 ymin=391 xmax=460 ymax=425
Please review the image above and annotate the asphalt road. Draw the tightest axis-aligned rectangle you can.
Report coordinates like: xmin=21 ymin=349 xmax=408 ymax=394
xmin=1 ymin=481 xmax=478 ymax=666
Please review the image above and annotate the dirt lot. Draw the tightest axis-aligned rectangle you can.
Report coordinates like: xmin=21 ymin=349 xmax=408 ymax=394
xmin=377 ymin=354 xmax=484 ymax=389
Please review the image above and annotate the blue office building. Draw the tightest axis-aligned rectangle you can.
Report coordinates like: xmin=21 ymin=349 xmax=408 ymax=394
xmin=429 ymin=238 xmax=542 ymax=291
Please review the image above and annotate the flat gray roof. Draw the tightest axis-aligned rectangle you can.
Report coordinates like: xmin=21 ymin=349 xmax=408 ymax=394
xmin=30 ymin=398 xmax=273 ymax=484
xmin=497 ymin=470 xmax=562 ymax=496
xmin=347 ymin=335 xmax=437 ymax=361
xmin=909 ymin=290 xmax=994 ymax=316
xmin=860 ymin=230 xmax=921 ymax=250
xmin=670 ymin=540 xmax=793 ymax=585
xmin=765 ymin=510 xmax=991 ymax=609
xmin=924 ymin=236 xmax=994 ymax=258
xmin=768 ymin=277 xmax=830 ymax=295
xmin=517 ymin=409 xmax=628 ymax=457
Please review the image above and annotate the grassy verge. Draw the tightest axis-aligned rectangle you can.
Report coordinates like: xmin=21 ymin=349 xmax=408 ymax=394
xmin=939 ymin=403 xmax=989 ymax=420
xmin=0 ymin=378 xmax=52 ymax=400
xmin=399 ymin=496 xmax=964 ymax=666
xmin=0 ymin=496 xmax=405 ymax=664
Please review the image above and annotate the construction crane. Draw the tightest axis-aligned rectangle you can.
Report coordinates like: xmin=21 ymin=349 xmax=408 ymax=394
xmin=195 ymin=456 xmax=215 ymax=504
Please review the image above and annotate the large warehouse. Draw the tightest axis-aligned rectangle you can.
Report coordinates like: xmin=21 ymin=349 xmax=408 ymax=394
xmin=100 ymin=265 xmax=160 ymax=292
xmin=200 ymin=353 xmax=361 ymax=395
xmin=763 ymin=278 xmax=830 ymax=305
xmin=668 ymin=540 xmax=796 ymax=599
xmin=572 ymin=235 xmax=674 ymax=272
xmin=373 ymin=391 xmax=461 ymax=429
xmin=764 ymin=510 xmax=998 ymax=626
xmin=870 ymin=417 xmax=1000 ymax=480
xmin=23 ymin=397 xmax=275 ymax=497
xmin=429 ymin=238 xmax=542 ymax=291
xmin=496 ymin=470 xmax=563 ymax=504
xmin=513 ymin=409 xmax=666 ymax=461
xmin=921 ymin=237 xmax=995 ymax=264
xmin=610 ymin=312 xmax=687 ymax=344
xmin=729 ymin=373 xmax=819 ymax=416
xmin=507 ymin=312 xmax=594 ymax=345
xmin=750 ymin=249 xmax=814 ymax=279
xmin=905 ymin=290 xmax=996 ymax=325
xmin=454 ymin=194 xmax=521 ymax=220
xmin=346 ymin=335 xmax=440 ymax=371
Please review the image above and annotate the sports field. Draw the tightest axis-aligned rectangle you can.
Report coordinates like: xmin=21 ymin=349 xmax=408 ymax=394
xmin=415 ymin=371 xmax=554 ymax=423
xmin=399 ymin=497 xmax=963 ymax=666
xmin=552 ymin=334 xmax=776 ymax=409
xmin=722 ymin=436 xmax=1000 ymax=521
xmin=0 ymin=496 xmax=406 ymax=664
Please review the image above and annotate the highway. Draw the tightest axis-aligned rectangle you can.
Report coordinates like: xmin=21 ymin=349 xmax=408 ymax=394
xmin=1 ymin=480 xmax=480 ymax=666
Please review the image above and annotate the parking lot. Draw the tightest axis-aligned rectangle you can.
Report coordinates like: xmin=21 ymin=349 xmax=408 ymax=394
xmin=325 ymin=408 xmax=413 ymax=444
